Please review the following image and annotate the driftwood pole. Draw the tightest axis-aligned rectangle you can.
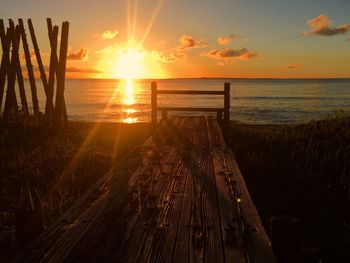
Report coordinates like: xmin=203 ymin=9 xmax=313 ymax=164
xmin=46 ymin=18 xmax=58 ymax=121
xmin=3 ymin=21 xmax=18 ymax=119
xmin=13 ymin=24 xmax=29 ymax=118
xmin=28 ymin=19 xmax=54 ymax=116
xmin=0 ymin=19 xmax=8 ymax=109
xmin=54 ymin=21 xmax=69 ymax=126
xmin=18 ymin=19 xmax=39 ymax=117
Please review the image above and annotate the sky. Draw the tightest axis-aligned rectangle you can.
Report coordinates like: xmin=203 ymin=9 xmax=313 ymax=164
xmin=1 ymin=0 xmax=350 ymax=79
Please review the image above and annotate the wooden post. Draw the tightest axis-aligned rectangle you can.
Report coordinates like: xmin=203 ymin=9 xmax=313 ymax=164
xmin=0 ymin=19 xmax=9 ymax=110
xmin=224 ymin=82 xmax=230 ymax=128
xmin=13 ymin=24 xmax=29 ymax=118
xmin=3 ymin=21 xmax=18 ymax=119
xmin=28 ymin=19 xmax=53 ymax=115
xmin=151 ymin=81 xmax=157 ymax=132
xmin=54 ymin=21 xmax=69 ymax=127
xmin=46 ymin=19 xmax=58 ymax=121
xmin=18 ymin=19 xmax=39 ymax=117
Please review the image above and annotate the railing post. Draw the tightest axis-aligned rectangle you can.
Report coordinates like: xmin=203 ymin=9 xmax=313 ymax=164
xmin=151 ymin=81 xmax=157 ymax=132
xmin=224 ymin=82 xmax=230 ymax=128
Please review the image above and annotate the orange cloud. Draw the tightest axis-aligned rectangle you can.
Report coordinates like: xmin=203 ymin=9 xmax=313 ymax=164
xmin=92 ymin=30 xmax=119 ymax=40
xmin=151 ymin=50 xmax=186 ymax=63
xmin=177 ymin=35 xmax=207 ymax=50
xmin=202 ymin=48 xmax=258 ymax=60
xmin=67 ymin=48 xmax=89 ymax=61
xmin=217 ymin=34 xmax=237 ymax=45
xmin=301 ymin=14 xmax=350 ymax=36
xmin=286 ymin=63 xmax=304 ymax=70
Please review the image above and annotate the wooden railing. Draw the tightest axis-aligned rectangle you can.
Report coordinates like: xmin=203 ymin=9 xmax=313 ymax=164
xmin=151 ymin=81 xmax=230 ymax=130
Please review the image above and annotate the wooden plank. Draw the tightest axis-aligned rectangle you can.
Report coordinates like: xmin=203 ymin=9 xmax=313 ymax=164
xmin=224 ymin=152 xmax=276 ymax=262
xmin=18 ymin=19 xmax=39 ymax=116
xmin=157 ymin=107 xmax=223 ymax=112
xmin=157 ymin=90 xmax=225 ymax=95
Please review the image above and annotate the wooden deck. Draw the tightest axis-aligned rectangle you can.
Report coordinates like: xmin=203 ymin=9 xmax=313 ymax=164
xmin=16 ymin=116 xmax=276 ymax=263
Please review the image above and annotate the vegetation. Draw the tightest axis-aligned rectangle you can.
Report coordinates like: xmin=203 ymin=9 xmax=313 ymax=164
xmin=0 ymin=120 xmax=149 ymax=256
xmin=229 ymin=112 xmax=350 ymax=262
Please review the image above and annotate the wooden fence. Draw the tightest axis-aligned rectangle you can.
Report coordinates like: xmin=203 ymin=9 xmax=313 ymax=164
xmin=0 ymin=18 xmax=69 ymax=126
xmin=151 ymin=81 xmax=230 ymax=131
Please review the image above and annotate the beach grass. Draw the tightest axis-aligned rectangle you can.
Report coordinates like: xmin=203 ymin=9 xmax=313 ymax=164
xmin=0 ymin=119 xmax=149 ymax=255
xmin=228 ymin=112 xmax=350 ymax=261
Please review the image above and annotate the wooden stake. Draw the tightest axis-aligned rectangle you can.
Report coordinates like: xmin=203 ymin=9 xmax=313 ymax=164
xmin=3 ymin=21 xmax=18 ymax=119
xmin=55 ymin=21 xmax=69 ymax=126
xmin=46 ymin=18 xmax=58 ymax=121
xmin=28 ymin=19 xmax=54 ymax=115
xmin=12 ymin=24 xmax=29 ymax=118
xmin=18 ymin=19 xmax=39 ymax=117
xmin=0 ymin=19 xmax=10 ymax=110
xmin=151 ymin=81 xmax=157 ymax=132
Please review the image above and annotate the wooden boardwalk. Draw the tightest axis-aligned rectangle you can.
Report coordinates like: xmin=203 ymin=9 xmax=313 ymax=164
xmin=16 ymin=116 xmax=276 ymax=263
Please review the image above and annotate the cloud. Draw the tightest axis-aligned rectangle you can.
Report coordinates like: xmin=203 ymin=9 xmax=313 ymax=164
xmin=20 ymin=50 xmax=36 ymax=61
xmin=217 ymin=34 xmax=237 ymax=45
xmin=66 ymin=67 xmax=101 ymax=73
xmin=151 ymin=50 xmax=186 ymax=63
xmin=202 ymin=48 xmax=258 ymax=60
xmin=286 ymin=63 xmax=304 ymax=70
xmin=67 ymin=48 xmax=89 ymax=61
xmin=92 ymin=30 xmax=119 ymax=40
xmin=177 ymin=35 xmax=207 ymax=50
xmin=301 ymin=14 xmax=350 ymax=36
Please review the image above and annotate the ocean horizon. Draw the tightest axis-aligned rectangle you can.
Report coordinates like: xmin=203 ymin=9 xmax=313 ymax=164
xmin=7 ymin=78 xmax=350 ymax=124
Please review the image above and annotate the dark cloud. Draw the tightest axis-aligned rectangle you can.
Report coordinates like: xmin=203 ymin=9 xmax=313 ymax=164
xmin=202 ymin=48 xmax=258 ymax=60
xmin=301 ymin=14 xmax=350 ymax=36
xmin=67 ymin=48 xmax=89 ymax=61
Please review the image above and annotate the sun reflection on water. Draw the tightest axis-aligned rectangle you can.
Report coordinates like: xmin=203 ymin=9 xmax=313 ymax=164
xmin=122 ymin=79 xmax=138 ymax=123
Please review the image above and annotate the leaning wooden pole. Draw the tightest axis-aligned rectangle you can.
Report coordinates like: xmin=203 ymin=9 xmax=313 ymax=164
xmin=54 ymin=21 xmax=69 ymax=127
xmin=3 ymin=21 xmax=18 ymax=119
xmin=46 ymin=18 xmax=58 ymax=122
xmin=28 ymin=19 xmax=54 ymax=116
xmin=12 ymin=24 xmax=29 ymax=118
xmin=0 ymin=19 xmax=8 ymax=109
xmin=18 ymin=19 xmax=39 ymax=117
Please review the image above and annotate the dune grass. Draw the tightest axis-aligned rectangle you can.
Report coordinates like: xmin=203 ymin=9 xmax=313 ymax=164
xmin=0 ymin=119 xmax=149 ymax=255
xmin=229 ymin=113 xmax=350 ymax=261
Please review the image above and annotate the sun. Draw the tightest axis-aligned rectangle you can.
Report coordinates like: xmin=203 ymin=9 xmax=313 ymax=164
xmin=114 ymin=47 xmax=146 ymax=79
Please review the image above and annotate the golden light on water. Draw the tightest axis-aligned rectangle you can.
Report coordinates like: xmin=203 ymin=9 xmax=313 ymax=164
xmin=123 ymin=79 xmax=135 ymax=105
xmin=121 ymin=79 xmax=138 ymax=123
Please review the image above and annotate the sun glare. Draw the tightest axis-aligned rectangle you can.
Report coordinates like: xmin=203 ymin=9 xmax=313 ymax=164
xmin=115 ymin=47 xmax=145 ymax=80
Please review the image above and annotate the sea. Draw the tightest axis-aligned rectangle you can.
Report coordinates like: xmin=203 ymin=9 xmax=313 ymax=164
xmin=14 ymin=78 xmax=350 ymax=124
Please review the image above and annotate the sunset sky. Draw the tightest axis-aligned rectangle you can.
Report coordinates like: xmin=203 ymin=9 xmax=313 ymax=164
xmin=1 ymin=0 xmax=350 ymax=79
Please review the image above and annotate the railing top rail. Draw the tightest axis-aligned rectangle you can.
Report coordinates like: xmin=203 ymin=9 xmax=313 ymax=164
xmin=156 ymin=106 xmax=224 ymax=112
xmin=156 ymin=90 xmax=225 ymax=95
